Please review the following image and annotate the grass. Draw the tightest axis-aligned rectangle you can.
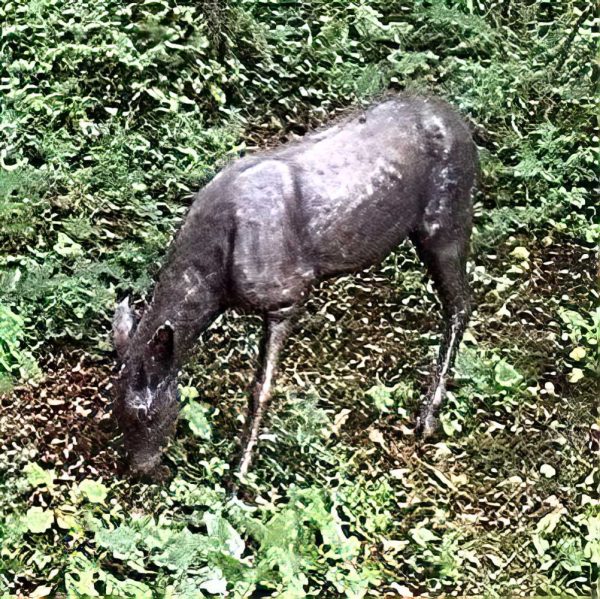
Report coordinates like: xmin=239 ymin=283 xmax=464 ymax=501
xmin=0 ymin=235 xmax=597 ymax=596
xmin=0 ymin=0 xmax=598 ymax=596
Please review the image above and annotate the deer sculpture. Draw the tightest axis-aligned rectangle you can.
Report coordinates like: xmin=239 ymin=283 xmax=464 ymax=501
xmin=112 ymin=95 xmax=477 ymax=480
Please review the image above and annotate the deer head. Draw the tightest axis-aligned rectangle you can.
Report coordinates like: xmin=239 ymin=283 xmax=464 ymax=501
xmin=112 ymin=298 xmax=180 ymax=478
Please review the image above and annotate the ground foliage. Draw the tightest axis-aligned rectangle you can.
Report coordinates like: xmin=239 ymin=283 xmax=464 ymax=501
xmin=0 ymin=0 xmax=598 ymax=596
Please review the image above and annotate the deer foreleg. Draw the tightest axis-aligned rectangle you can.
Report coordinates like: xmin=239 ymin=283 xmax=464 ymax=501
xmin=237 ymin=315 xmax=291 ymax=479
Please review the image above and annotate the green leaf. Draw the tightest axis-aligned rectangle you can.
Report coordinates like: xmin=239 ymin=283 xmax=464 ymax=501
xmin=568 ymin=368 xmax=585 ymax=383
xmin=539 ymin=464 xmax=556 ymax=478
xmin=410 ymin=525 xmax=439 ymax=547
xmin=30 ymin=585 xmax=54 ymax=598
xmin=168 ymin=573 xmax=226 ymax=598
xmin=537 ymin=509 xmax=563 ymax=534
xmin=56 ymin=508 xmax=81 ymax=532
xmin=105 ymin=576 xmax=152 ymax=599
xmin=510 ymin=246 xmax=530 ymax=260
xmin=65 ymin=569 xmax=100 ymax=598
xmin=65 ymin=554 xmax=101 ymax=597
xmin=179 ymin=385 xmax=200 ymax=401
xmin=24 ymin=462 xmax=54 ymax=489
xmin=197 ymin=570 xmax=228 ymax=596
xmin=532 ymin=533 xmax=550 ymax=556
xmin=152 ymin=528 xmax=208 ymax=572
xmin=559 ymin=309 xmax=588 ymax=329
xmin=494 ymin=359 xmax=523 ymax=388
xmin=77 ymin=479 xmax=108 ymax=504
xmin=181 ymin=400 xmax=212 ymax=439
xmin=169 ymin=478 xmax=224 ymax=508
xmin=204 ymin=512 xmax=245 ymax=559
xmin=24 ymin=506 xmax=54 ymax=534
xmin=365 ymin=385 xmax=395 ymax=412
xmin=209 ymin=83 xmax=226 ymax=105
xmin=95 ymin=524 xmax=142 ymax=560
xmin=569 ymin=346 xmax=586 ymax=360
xmin=585 ymin=516 xmax=600 ymax=566
xmin=54 ymin=232 xmax=83 ymax=257
xmin=587 ymin=516 xmax=600 ymax=540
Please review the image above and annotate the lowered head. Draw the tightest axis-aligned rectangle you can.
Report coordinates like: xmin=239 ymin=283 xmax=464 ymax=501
xmin=112 ymin=297 xmax=180 ymax=479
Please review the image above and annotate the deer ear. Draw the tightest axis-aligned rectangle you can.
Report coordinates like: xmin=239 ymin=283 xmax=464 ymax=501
xmin=148 ymin=321 xmax=175 ymax=366
xmin=112 ymin=297 xmax=137 ymax=359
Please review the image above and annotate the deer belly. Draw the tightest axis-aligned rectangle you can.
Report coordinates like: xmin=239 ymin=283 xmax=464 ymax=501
xmin=307 ymin=189 xmax=420 ymax=275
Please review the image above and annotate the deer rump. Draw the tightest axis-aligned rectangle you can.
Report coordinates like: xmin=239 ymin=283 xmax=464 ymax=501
xmin=113 ymin=95 xmax=478 ymax=481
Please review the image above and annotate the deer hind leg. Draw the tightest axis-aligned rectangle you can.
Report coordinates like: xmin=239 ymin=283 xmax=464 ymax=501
xmin=237 ymin=313 xmax=292 ymax=480
xmin=411 ymin=228 xmax=472 ymax=438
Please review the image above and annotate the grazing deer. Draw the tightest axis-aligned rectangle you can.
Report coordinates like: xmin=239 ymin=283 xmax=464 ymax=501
xmin=112 ymin=95 xmax=477 ymax=480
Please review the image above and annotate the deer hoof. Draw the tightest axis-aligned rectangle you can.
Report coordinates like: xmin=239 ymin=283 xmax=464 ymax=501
xmin=416 ymin=412 xmax=439 ymax=439
xmin=132 ymin=461 xmax=172 ymax=484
